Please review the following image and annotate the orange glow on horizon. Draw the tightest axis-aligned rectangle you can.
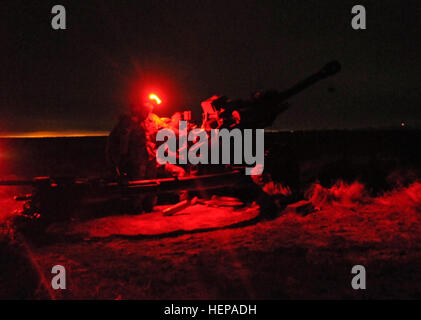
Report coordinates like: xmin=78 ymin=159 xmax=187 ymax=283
xmin=0 ymin=131 xmax=109 ymax=138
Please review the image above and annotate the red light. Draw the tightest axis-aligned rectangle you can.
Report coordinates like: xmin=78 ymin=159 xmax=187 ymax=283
xmin=149 ymin=93 xmax=162 ymax=105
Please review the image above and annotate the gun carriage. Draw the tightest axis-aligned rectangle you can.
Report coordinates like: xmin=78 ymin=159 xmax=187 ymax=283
xmin=0 ymin=61 xmax=341 ymax=224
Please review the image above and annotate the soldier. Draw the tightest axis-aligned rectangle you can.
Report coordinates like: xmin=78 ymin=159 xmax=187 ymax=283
xmin=107 ymin=96 xmax=186 ymax=212
xmin=107 ymin=98 xmax=162 ymax=212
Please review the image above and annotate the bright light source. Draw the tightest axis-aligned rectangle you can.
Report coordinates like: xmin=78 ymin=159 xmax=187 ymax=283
xmin=149 ymin=93 xmax=162 ymax=105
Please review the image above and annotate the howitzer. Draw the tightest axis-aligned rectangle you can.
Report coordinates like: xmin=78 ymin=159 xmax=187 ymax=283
xmin=0 ymin=171 xmax=248 ymax=223
xmin=201 ymin=60 xmax=341 ymax=130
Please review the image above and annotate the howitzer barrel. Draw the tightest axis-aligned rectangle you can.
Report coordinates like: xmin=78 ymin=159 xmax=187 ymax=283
xmin=225 ymin=60 xmax=341 ymax=129
xmin=278 ymin=60 xmax=341 ymax=101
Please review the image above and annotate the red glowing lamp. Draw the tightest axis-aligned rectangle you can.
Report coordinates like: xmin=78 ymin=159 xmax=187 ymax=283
xmin=149 ymin=93 xmax=162 ymax=105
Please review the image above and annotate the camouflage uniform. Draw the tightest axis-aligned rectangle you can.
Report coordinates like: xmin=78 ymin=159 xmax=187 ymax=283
xmin=107 ymin=113 xmax=160 ymax=212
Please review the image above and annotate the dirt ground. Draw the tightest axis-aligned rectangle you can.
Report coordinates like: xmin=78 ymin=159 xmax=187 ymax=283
xmin=1 ymin=181 xmax=421 ymax=299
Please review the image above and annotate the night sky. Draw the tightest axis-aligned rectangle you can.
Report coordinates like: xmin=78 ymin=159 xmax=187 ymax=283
xmin=1 ymin=0 xmax=420 ymax=135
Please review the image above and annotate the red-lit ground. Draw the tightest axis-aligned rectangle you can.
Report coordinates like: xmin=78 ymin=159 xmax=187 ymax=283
xmin=1 ymin=181 xmax=421 ymax=299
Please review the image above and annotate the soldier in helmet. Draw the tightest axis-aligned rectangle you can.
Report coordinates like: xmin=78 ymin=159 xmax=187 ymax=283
xmin=107 ymin=95 xmax=186 ymax=212
xmin=106 ymin=97 xmax=162 ymax=212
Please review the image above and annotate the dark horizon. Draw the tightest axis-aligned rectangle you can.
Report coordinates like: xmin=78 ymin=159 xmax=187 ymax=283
xmin=1 ymin=0 xmax=420 ymax=134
